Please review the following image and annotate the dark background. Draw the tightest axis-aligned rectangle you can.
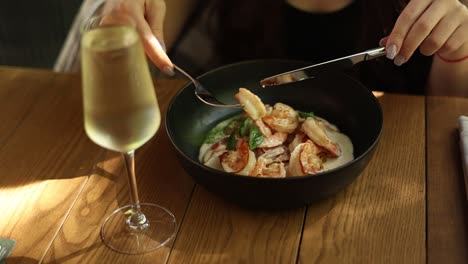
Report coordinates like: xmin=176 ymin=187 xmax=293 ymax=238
xmin=0 ymin=0 xmax=82 ymax=69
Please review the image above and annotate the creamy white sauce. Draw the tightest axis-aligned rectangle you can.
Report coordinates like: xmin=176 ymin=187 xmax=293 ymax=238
xmin=203 ymin=151 xmax=223 ymax=170
xmin=198 ymin=143 xmax=212 ymax=163
xmin=322 ymin=130 xmax=354 ymax=170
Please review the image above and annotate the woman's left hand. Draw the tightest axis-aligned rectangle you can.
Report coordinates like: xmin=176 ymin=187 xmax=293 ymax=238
xmin=384 ymin=0 xmax=468 ymax=65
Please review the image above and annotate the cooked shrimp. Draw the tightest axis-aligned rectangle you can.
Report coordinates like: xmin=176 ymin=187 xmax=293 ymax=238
xmin=202 ymin=141 xmax=227 ymax=170
xmin=235 ymin=88 xmax=267 ymax=120
xmin=289 ymin=133 xmax=307 ymax=153
xmin=250 ymin=157 xmax=286 ymax=178
xmin=259 ymin=132 xmax=288 ymax=148
xmin=262 ymin=103 xmax=299 ymax=133
xmin=258 ymin=145 xmax=290 ymax=163
xmin=260 ymin=145 xmax=287 ymax=158
xmin=220 ymin=139 xmax=257 ymax=175
xmin=288 ymin=140 xmax=323 ymax=176
xmin=202 ymin=141 xmax=227 ymax=163
xmin=316 ymin=117 xmax=339 ymax=132
xmin=302 ymin=117 xmax=341 ymax=157
xmin=254 ymin=119 xmax=272 ymax=137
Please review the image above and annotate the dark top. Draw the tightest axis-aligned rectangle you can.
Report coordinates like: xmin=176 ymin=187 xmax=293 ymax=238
xmin=283 ymin=1 xmax=431 ymax=94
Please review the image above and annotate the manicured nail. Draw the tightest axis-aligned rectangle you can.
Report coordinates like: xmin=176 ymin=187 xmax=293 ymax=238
xmin=160 ymin=41 xmax=167 ymax=52
xmin=394 ymin=55 xmax=405 ymax=66
xmin=386 ymin=44 xmax=397 ymax=60
xmin=379 ymin=38 xmax=386 ymax=47
xmin=163 ymin=66 xmax=175 ymax=76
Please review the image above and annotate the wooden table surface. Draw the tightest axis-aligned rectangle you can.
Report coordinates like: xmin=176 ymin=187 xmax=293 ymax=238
xmin=0 ymin=66 xmax=466 ymax=264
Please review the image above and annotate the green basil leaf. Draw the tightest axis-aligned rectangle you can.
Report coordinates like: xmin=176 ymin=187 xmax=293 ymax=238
xmin=226 ymin=130 xmax=237 ymax=150
xmin=248 ymin=125 xmax=264 ymax=150
xmin=298 ymin=110 xmax=315 ymax=119
xmin=239 ymin=118 xmax=253 ymax=137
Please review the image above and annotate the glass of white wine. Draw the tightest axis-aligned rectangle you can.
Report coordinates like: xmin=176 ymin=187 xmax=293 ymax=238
xmin=81 ymin=14 xmax=176 ymax=254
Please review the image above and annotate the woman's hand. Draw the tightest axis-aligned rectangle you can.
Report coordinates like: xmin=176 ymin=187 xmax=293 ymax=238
xmin=384 ymin=0 xmax=468 ymax=66
xmin=102 ymin=0 xmax=174 ymax=75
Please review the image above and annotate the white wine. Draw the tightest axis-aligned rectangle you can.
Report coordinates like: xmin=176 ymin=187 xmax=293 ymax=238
xmin=80 ymin=16 xmax=177 ymax=255
xmin=81 ymin=25 xmax=160 ymax=153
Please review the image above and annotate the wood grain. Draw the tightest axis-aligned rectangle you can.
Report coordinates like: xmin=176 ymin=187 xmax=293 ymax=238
xmin=168 ymin=186 xmax=305 ymax=264
xmin=426 ymin=96 xmax=468 ymax=264
xmin=0 ymin=67 xmax=105 ymax=262
xmin=299 ymin=94 xmax=426 ymax=263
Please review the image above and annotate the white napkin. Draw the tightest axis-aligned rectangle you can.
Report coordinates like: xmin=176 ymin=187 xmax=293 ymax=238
xmin=458 ymin=116 xmax=468 ymax=196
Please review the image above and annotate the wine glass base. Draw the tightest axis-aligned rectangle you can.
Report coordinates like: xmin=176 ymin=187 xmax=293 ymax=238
xmin=101 ymin=203 xmax=176 ymax=254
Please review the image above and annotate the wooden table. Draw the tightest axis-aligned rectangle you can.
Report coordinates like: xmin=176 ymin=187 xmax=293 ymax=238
xmin=0 ymin=66 xmax=466 ymax=264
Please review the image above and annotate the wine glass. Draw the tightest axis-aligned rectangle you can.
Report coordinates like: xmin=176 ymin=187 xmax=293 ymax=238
xmin=80 ymin=14 xmax=176 ymax=254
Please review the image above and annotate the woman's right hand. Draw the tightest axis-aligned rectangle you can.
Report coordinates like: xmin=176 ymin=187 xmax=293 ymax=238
xmin=384 ymin=0 xmax=468 ymax=66
xmin=102 ymin=0 xmax=174 ymax=75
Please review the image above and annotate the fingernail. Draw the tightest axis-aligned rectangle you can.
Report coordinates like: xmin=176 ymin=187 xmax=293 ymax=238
xmin=394 ymin=55 xmax=405 ymax=66
xmin=386 ymin=44 xmax=397 ymax=60
xmin=379 ymin=38 xmax=386 ymax=47
xmin=161 ymin=41 xmax=167 ymax=52
xmin=163 ymin=66 xmax=175 ymax=76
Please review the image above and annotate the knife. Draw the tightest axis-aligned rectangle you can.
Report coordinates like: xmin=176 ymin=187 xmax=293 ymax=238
xmin=260 ymin=47 xmax=387 ymax=87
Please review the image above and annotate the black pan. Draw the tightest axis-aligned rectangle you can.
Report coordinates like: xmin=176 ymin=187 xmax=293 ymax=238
xmin=165 ymin=60 xmax=383 ymax=209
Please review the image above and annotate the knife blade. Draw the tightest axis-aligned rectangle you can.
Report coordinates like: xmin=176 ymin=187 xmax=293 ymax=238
xmin=260 ymin=47 xmax=387 ymax=87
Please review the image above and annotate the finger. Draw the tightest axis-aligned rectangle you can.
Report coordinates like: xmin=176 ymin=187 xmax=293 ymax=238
xmin=438 ymin=24 xmax=468 ymax=57
xmin=419 ymin=6 xmax=462 ymax=56
xmin=101 ymin=0 xmax=119 ymax=15
xmin=146 ymin=0 xmax=167 ymax=51
xmin=135 ymin=16 xmax=174 ymax=75
xmin=386 ymin=0 xmax=431 ymax=59
xmin=99 ymin=13 xmax=137 ymax=28
xmin=395 ymin=0 xmax=448 ymax=65
xmin=126 ymin=2 xmax=173 ymax=74
xmin=100 ymin=0 xmax=174 ymax=75
xmin=379 ymin=36 xmax=388 ymax=47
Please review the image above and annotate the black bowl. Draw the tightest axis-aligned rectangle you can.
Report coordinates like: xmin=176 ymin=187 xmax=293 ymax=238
xmin=166 ymin=60 xmax=383 ymax=209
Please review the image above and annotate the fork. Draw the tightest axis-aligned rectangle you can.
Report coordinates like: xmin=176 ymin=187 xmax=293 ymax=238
xmin=173 ymin=64 xmax=241 ymax=108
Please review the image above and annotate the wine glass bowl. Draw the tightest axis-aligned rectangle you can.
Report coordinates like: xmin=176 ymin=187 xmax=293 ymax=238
xmin=81 ymin=14 xmax=176 ymax=254
xmin=81 ymin=25 xmax=160 ymax=153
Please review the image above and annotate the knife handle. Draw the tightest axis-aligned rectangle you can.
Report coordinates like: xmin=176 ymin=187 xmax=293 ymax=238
xmin=365 ymin=47 xmax=387 ymax=61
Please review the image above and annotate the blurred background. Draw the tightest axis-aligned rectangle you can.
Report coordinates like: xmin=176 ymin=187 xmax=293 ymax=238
xmin=1 ymin=0 xmax=467 ymax=80
xmin=0 ymin=0 xmax=82 ymax=68
xmin=0 ymin=0 xmax=198 ymax=72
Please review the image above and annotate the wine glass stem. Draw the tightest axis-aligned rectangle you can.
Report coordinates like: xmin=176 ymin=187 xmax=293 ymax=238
xmin=123 ymin=150 xmax=149 ymax=230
